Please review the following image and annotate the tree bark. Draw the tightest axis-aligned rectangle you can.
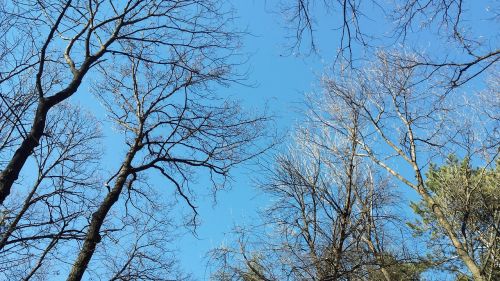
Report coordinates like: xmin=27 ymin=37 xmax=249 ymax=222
xmin=66 ymin=144 xmax=138 ymax=281
xmin=418 ymin=186 xmax=485 ymax=281
xmin=0 ymin=100 xmax=49 ymax=204
xmin=0 ymin=58 xmax=96 ymax=205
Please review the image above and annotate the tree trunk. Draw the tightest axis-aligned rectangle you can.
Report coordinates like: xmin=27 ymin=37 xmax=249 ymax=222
xmin=0 ymin=101 xmax=49 ymax=205
xmin=66 ymin=146 xmax=137 ymax=281
xmin=0 ymin=60 xmax=93 ymax=205
xmin=419 ymin=188 xmax=485 ymax=281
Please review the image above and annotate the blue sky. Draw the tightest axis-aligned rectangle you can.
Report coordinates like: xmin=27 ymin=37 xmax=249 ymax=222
xmin=70 ymin=1 xmax=326 ymax=279
xmin=0 ymin=0 xmax=498 ymax=280
xmin=145 ymin=0 xmax=499 ymax=279
xmin=61 ymin=0 xmax=499 ymax=279
xmin=168 ymin=1 xmax=498 ymax=280
xmin=174 ymin=2 xmax=317 ymax=278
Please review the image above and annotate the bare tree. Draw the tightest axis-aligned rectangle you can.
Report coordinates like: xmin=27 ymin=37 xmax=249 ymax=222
xmin=316 ymin=51 xmax=498 ymax=280
xmin=94 ymin=187 xmax=192 ymax=281
xmin=66 ymin=41 xmax=268 ymax=280
xmin=209 ymin=92 xmax=417 ymax=280
xmin=0 ymin=103 xmax=101 ymax=280
xmin=391 ymin=0 xmax=499 ymax=88
xmin=104 ymin=219 xmax=188 ymax=281
xmin=278 ymin=0 xmax=498 ymax=88
xmin=0 ymin=0 xmax=241 ymax=205
xmin=0 ymin=1 xmax=269 ymax=279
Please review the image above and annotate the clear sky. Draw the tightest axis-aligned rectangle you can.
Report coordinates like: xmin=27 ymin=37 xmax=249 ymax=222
xmin=165 ymin=1 xmax=499 ymax=280
xmin=61 ymin=0 xmax=498 ymax=279
xmin=167 ymin=0 xmax=374 ymax=278
xmin=69 ymin=1 xmax=327 ymax=279
xmin=0 ymin=0 xmax=498 ymax=280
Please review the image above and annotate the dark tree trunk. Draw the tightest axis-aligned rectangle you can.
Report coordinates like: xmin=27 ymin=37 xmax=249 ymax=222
xmin=66 ymin=146 xmax=137 ymax=281
xmin=0 ymin=100 xmax=49 ymax=204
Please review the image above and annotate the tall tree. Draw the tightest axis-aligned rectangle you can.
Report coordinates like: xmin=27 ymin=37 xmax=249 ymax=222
xmin=0 ymin=104 xmax=101 ymax=280
xmin=313 ymin=51 xmax=498 ymax=280
xmin=1 ymin=1 xmax=269 ymax=279
xmin=209 ymin=91 xmax=414 ymax=280
xmin=67 ymin=46 xmax=268 ymax=280
xmin=0 ymin=0 xmax=240 ymax=204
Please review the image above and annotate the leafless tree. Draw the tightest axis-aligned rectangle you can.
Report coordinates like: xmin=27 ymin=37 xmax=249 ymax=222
xmin=391 ymin=0 xmax=499 ymax=88
xmin=209 ymin=92 xmax=417 ymax=280
xmin=103 ymin=219 xmax=188 ymax=281
xmin=0 ymin=0 xmax=241 ymax=205
xmin=0 ymin=103 xmax=101 ymax=280
xmin=65 ymin=41 xmax=268 ymax=280
xmin=279 ymin=0 xmax=498 ymax=88
xmin=316 ymin=51 xmax=498 ymax=280
xmin=0 ymin=1 xmax=270 ymax=279
xmin=91 ymin=186 xmax=192 ymax=281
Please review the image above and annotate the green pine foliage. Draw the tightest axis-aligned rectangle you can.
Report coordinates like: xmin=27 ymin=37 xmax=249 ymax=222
xmin=408 ymin=156 xmax=500 ymax=280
